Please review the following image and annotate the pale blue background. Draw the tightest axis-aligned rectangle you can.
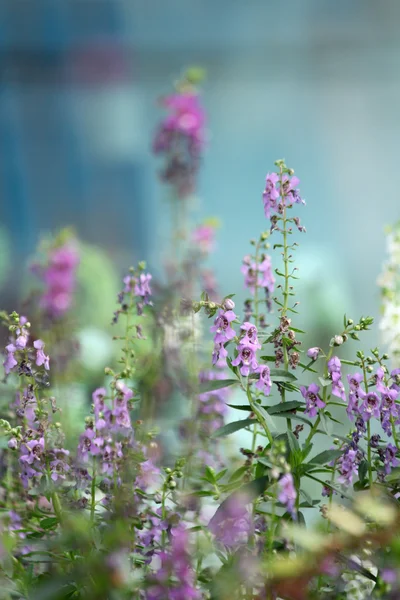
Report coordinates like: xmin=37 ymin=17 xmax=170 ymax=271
xmin=1 ymin=0 xmax=400 ymax=344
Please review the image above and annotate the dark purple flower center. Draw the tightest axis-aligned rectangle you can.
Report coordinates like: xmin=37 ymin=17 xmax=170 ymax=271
xmin=218 ymin=316 xmax=229 ymax=331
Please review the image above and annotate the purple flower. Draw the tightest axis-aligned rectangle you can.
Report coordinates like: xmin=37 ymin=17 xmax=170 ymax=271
xmin=212 ymin=343 xmax=228 ymax=367
xmin=136 ymin=459 xmax=161 ymax=491
xmin=375 ymin=366 xmax=386 ymax=393
xmin=192 ymin=224 xmax=215 ymax=254
xmin=307 ymin=347 xmax=320 ymax=361
xmin=380 ymin=387 xmax=399 ymax=419
xmin=381 ymin=569 xmax=397 ymax=584
xmin=153 ymin=90 xmax=205 ymax=198
xmin=347 ymin=391 xmax=360 ymax=421
xmin=78 ymin=428 xmax=104 ymax=460
xmin=331 ymin=372 xmax=346 ymax=401
xmin=347 ymin=372 xmax=363 ymax=393
xmin=360 ymin=392 xmax=380 ymax=421
xmin=33 ymin=340 xmax=50 ymax=370
xmin=300 ymin=383 xmax=325 ymax=418
xmin=255 ymin=365 xmax=272 ymax=396
xmin=263 ymin=173 xmax=279 ymax=219
xmin=232 ymin=342 xmax=259 ymax=377
xmin=20 ymin=438 xmax=45 ymax=466
xmin=241 ymin=257 xmax=258 ymax=294
xmin=391 ymin=368 xmax=400 ymax=391
xmin=278 ymin=473 xmax=297 ymax=517
xmin=337 ymin=448 xmax=358 ymax=485
xmin=239 ymin=322 xmax=261 ymax=349
xmin=35 ymin=242 xmax=79 ymax=318
xmin=93 ymin=387 xmax=107 ymax=417
xmin=49 ymin=448 xmax=70 ymax=482
xmin=209 ymin=493 xmax=251 ymax=548
xmin=134 ymin=273 xmax=152 ymax=305
xmin=384 ymin=444 xmax=400 ymax=475
xmin=282 ymin=175 xmax=304 ymax=206
xmin=3 ymin=343 xmax=17 ymax=375
xmin=327 ymin=356 xmax=341 ymax=375
xmin=258 ymin=257 xmax=275 ymax=294
xmin=210 ymin=309 xmax=236 ymax=345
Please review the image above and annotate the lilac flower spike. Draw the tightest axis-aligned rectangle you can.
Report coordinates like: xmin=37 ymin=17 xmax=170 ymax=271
xmin=262 ymin=173 xmax=279 ymax=219
xmin=278 ymin=473 xmax=297 ymax=517
xmin=33 ymin=340 xmax=50 ymax=370
xmin=134 ymin=273 xmax=152 ymax=305
xmin=300 ymin=383 xmax=325 ymax=418
xmin=337 ymin=449 xmax=358 ymax=485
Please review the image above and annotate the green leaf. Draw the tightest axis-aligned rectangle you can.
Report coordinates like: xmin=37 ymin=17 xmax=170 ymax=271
xmin=299 ymin=488 xmax=314 ymax=507
xmin=324 ymin=411 xmax=343 ymax=425
xmin=358 ymin=460 xmax=368 ymax=483
xmin=290 ymin=327 xmax=306 ymax=334
xmin=299 ymin=361 xmax=318 ymax=374
xmin=297 ymin=511 xmax=306 ymax=527
xmin=228 ymin=466 xmax=248 ymax=483
xmin=204 ymin=466 xmax=217 ymax=484
xmin=199 ymin=379 xmax=238 ymax=393
xmin=259 ymin=355 xmax=276 ymax=362
xmin=39 ymin=517 xmax=59 ymax=530
xmin=212 ymin=418 xmax=255 ymax=438
xmin=319 ymin=412 xmax=333 ymax=435
xmin=269 ymin=369 xmax=297 ymax=382
xmin=318 ymin=377 xmax=332 ymax=387
xmin=286 ymin=430 xmax=300 ymax=454
xmin=267 ymin=401 xmax=304 ymax=414
xmin=227 ymin=403 xmax=252 ymax=411
xmin=307 ymin=449 xmax=342 ymax=466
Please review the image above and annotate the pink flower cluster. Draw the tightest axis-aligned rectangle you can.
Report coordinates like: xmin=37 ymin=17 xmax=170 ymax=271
xmin=34 ymin=242 xmax=80 ymax=319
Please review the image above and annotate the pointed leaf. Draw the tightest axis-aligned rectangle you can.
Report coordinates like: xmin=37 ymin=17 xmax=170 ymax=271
xmin=307 ymin=449 xmax=342 ymax=466
xmin=212 ymin=418 xmax=255 ymax=438
xmin=199 ymin=379 xmax=238 ymax=393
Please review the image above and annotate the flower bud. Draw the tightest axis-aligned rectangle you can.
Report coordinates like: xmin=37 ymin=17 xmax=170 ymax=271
xmin=333 ymin=335 xmax=344 ymax=346
xmin=8 ymin=438 xmax=18 ymax=450
xmin=223 ymin=298 xmax=235 ymax=310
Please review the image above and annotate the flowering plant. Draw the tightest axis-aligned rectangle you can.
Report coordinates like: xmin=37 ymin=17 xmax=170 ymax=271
xmin=1 ymin=72 xmax=400 ymax=600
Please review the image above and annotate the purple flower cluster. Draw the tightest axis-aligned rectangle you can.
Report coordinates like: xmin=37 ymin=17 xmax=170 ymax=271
xmin=153 ymin=91 xmax=205 ymax=198
xmin=209 ymin=493 xmax=251 ymax=548
xmin=300 ymin=383 xmax=325 ymax=418
xmin=232 ymin=322 xmax=261 ymax=377
xmin=277 ymin=473 xmax=297 ymax=517
xmin=77 ymin=384 xmax=134 ymax=476
xmin=19 ymin=437 xmax=45 ymax=488
xmin=262 ymin=172 xmax=304 ymax=220
xmin=197 ymin=371 xmax=229 ymax=434
xmin=115 ymin=271 xmax=153 ymax=320
xmin=33 ymin=242 xmax=79 ymax=319
xmin=3 ymin=321 xmax=50 ymax=378
xmin=146 ymin=525 xmax=200 ymax=600
xmin=241 ymin=255 xmax=275 ymax=297
xmin=211 ymin=306 xmax=236 ymax=367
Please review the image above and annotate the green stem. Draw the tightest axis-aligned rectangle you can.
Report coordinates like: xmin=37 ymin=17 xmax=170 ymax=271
xmin=90 ymin=458 xmax=96 ymax=524
xmin=279 ymin=166 xmax=292 ymax=431
xmin=361 ymin=360 xmax=373 ymax=487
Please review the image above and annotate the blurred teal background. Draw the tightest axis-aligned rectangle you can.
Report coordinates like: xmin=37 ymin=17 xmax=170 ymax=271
xmin=1 ymin=0 xmax=400 ymax=344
